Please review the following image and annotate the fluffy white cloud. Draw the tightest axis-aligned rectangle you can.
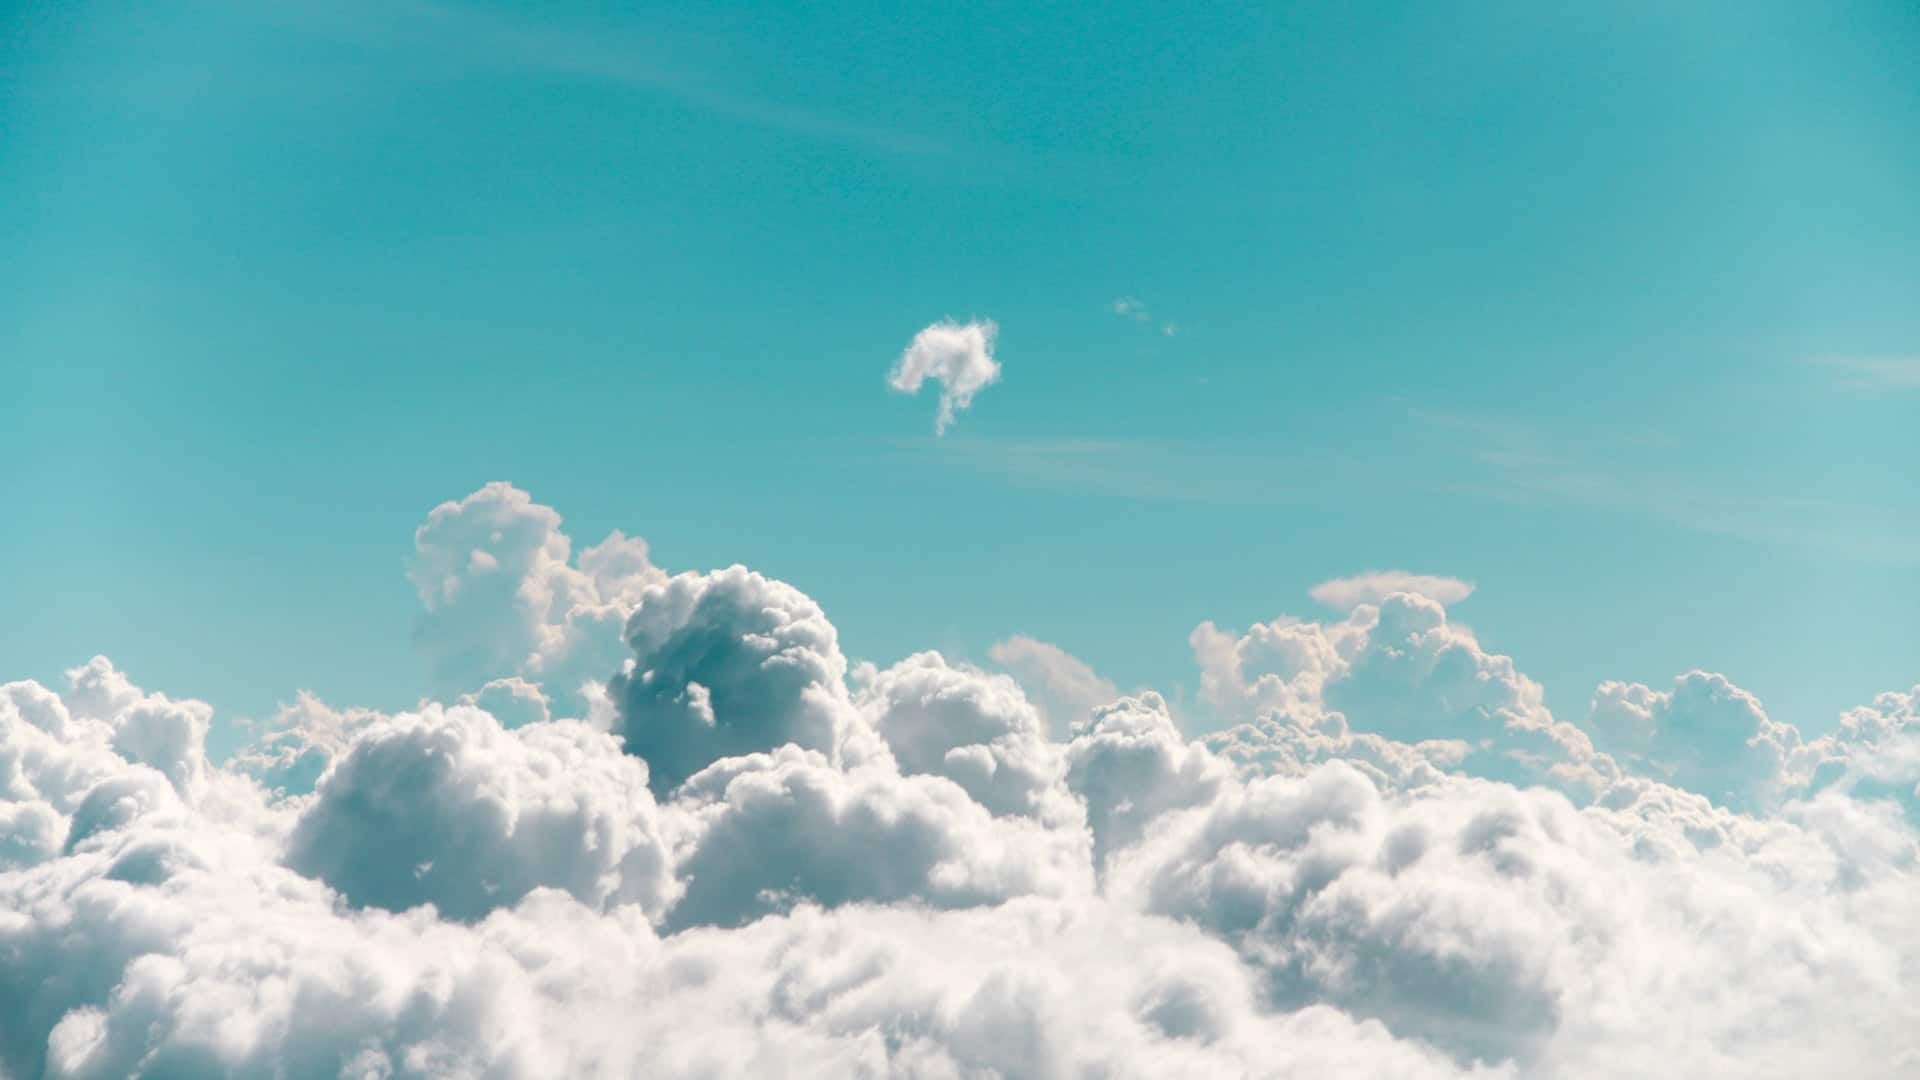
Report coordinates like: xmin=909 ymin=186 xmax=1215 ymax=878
xmin=6 ymin=486 xmax=1920 ymax=1078
xmin=1193 ymin=594 xmax=1603 ymax=794
xmin=857 ymin=651 xmax=1077 ymax=822
xmin=1064 ymin=692 xmax=1231 ymax=870
xmin=610 ymin=565 xmax=883 ymax=795
xmin=1801 ymin=684 xmax=1920 ymax=820
xmin=410 ymin=482 xmax=665 ymax=711
xmin=1586 ymin=671 xmax=1804 ymax=812
xmin=285 ymin=703 xmax=676 ymax=921
xmin=665 ymin=746 xmax=1089 ymax=932
xmin=1110 ymin=761 xmax=1920 ymax=1075
xmin=1311 ymin=571 xmax=1476 ymax=611
xmin=886 ymin=319 xmax=1001 ymax=435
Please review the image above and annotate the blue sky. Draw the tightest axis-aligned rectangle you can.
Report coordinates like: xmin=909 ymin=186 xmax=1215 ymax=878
xmin=3 ymin=0 xmax=1917 ymax=744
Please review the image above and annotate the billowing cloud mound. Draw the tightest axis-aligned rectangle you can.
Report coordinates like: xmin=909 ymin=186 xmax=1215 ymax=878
xmin=1197 ymin=593 xmax=1604 ymax=792
xmin=1587 ymin=671 xmax=1803 ymax=812
xmin=611 ymin=565 xmax=881 ymax=794
xmin=285 ymin=704 xmax=675 ymax=921
xmin=410 ymin=482 xmax=664 ymax=711
xmin=5 ymin=490 xmax=1920 ymax=1078
xmin=886 ymin=319 xmax=1001 ymax=435
xmin=666 ymin=746 xmax=1089 ymax=932
xmin=857 ymin=651 xmax=1077 ymax=822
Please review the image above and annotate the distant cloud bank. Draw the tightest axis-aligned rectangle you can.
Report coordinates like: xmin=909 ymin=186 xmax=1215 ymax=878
xmin=2 ymin=483 xmax=1917 ymax=1077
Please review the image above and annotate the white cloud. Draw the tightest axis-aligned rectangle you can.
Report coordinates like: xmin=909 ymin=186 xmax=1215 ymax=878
xmin=1191 ymin=593 xmax=1605 ymax=796
xmin=6 ymin=485 xmax=1920 ymax=1078
xmin=1586 ymin=671 xmax=1803 ymax=812
xmin=409 ymin=482 xmax=665 ymax=712
xmin=1812 ymin=354 xmax=1920 ymax=390
xmin=284 ymin=703 xmax=676 ymax=922
xmin=610 ymin=565 xmax=882 ymax=795
xmin=856 ymin=651 xmax=1077 ymax=823
xmin=1310 ymin=571 xmax=1476 ymax=610
xmin=887 ymin=319 xmax=1001 ymax=435
xmin=1111 ymin=297 xmax=1180 ymax=337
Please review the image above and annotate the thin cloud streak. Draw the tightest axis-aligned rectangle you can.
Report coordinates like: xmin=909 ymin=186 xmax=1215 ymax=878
xmin=1812 ymin=355 xmax=1920 ymax=391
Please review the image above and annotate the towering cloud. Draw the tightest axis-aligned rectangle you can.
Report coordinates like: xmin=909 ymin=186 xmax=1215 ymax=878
xmin=610 ymin=565 xmax=881 ymax=794
xmin=410 ymin=482 xmax=664 ymax=711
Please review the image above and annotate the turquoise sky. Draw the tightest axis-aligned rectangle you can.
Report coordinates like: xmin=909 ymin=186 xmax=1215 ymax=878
xmin=4 ymin=0 xmax=1916 ymax=742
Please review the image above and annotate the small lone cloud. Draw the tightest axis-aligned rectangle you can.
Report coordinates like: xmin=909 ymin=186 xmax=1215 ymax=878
xmin=1309 ymin=571 xmax=1475 ymax=610
xmin=1112 ymin=297 xmax=1179 ymax=336
xmin=888 ymin=319 xmax=1001 ymax=435
xmin=1811 ymin=355 xmax=1920 ymax=390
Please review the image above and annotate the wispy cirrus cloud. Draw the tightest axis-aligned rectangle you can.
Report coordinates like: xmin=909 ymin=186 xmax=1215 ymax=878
xmin=1811 ymin=355 xmax=1920 ymax=390
xmin=1400 ymin=403 xmax=1919 ymax=566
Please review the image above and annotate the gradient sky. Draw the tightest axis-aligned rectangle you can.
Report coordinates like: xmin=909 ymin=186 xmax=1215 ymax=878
xmin=4 ymin=0 xmax=1917 ymax=744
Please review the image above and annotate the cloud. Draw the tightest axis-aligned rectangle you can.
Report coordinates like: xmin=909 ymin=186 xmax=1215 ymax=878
xmin=988 ymin=634 xmax=1121 ymax=737
xmin=409 ymin=482 xmax=665 ymax=712
xmin=1064 ymin=692 xmax=1229 ymax=871
xmin=610 ymin=565 xmax=882 ymax=795
xmin=284 ymin=703 xmax=676 ymax=922
xmin=855 ymin=651 xmax=1077 ymax=823
xmin=6 ymin=484 xmax=1920 ymax=1077
xmin=1311 ymin=571 xmax=1476 ymax=610
xmin=1812 ymin=354 xmax=1920 ymax=390
xmin=664 ymin=746 xmax=1089 ymax=932
xmin=1111 ymin=297 xmax=1178 ymax=336
xmin=887 ymin=319 xmax=1001 ymax=435
xmin=1192 ymin=593 xmax=1605 ymax=795
xmin=1586 ymin=672 xmax=1803 ymax=812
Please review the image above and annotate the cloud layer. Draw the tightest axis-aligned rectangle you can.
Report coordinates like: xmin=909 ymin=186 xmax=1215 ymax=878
xmin=4 ymin=483 xmax=1918 ymax=1078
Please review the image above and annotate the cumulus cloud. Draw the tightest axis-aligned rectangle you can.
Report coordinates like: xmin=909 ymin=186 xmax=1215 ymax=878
xmin=6 ymin=485 xmax=1920 ymax=1078
xmin=1586 ymin=671 xmax=1804 ymax=812
xmin=410 ymin=482 xmax=665 ymax=712
xmin=1193 ymin=593 xmax=1604 ymax=794
xmin=1311 ymin=571 xmax=1476 ymax=611
xmin=285 ymin=703 xmax=676 ymax=921
xmin=610 ymin=565 xmax=881 ymax=795
xmin=886 ymin=319 xmax=1001 ymax=435
xmin=857 ymin=651 xmax=1077 ymax=822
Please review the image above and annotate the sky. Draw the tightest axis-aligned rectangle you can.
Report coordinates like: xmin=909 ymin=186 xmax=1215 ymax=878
xmin=4 ymin=0 xmax=1918 ymax=739
xmin=5 ymin=4 xmax=1920 ymax=1077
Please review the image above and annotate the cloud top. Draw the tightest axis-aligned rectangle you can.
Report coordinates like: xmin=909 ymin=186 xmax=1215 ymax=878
xmin=888 ymin=319 xmax=1001 ymax=434
xmin=1310 ymin=570 xmax=1476 ymax=610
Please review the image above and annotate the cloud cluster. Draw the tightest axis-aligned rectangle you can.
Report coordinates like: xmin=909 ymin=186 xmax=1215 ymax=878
xmin=887 ymin=319 xmax=1001 ymax=435
xmin=4 ymin=483 xmax=1919 ymax=1078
